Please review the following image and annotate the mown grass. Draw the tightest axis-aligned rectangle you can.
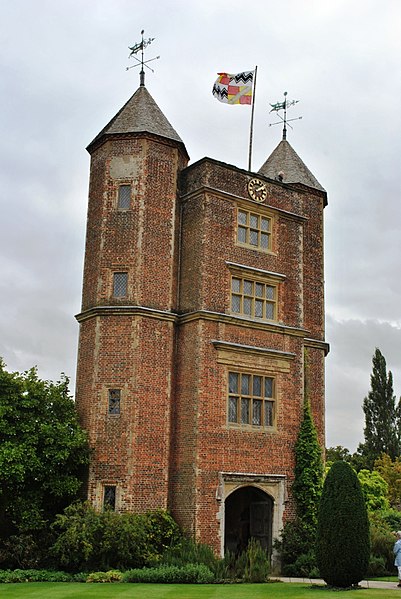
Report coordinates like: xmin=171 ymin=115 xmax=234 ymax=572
xmin=0 ymin=582 xmax=400 ymax=599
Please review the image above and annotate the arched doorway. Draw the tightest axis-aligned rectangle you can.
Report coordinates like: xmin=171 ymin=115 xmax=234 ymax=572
xmin=224 ymin=486 xmax=273 ymax=555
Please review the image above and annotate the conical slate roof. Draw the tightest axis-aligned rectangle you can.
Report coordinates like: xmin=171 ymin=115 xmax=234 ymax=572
xmin=87 ymin=85 xmax=184 ymax=151
xmin=258 ymin=139 xmax=325 ymax=192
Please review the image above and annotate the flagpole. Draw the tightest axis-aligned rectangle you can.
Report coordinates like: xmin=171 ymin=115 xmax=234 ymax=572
xmin=248 ymin=65 xmax=258 ymax=172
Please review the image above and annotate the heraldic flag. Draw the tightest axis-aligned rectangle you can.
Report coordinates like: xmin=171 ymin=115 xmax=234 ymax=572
xmin=212 ymin=71 xmax=254 ymax=105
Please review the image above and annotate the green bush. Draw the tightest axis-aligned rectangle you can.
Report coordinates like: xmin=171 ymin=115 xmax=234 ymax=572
xmin=230 ymin=549 xmax=248 ymax=580
xmin=0 ymin=569 xmax=74 ymax=583
xmin=50 ymin=501 xmax=182 ymax=572
xmin=292 ymin=551 xmax=319 ymax=578
xmin=210 ymin=540 xmax=269 ymax=582
xmin=292 ymin=400 xmax=323 ymax=528
xmin=368 ymin=511 xmax=395 ymax=574
xmin=367 ymin=555 xmax=387 ymax=577
xmin=381 ymin=507 xmax=401 ymax=531
xmin=50 ymin=502 xmax=102 ymax=571
xmin=0 ymin=533 xmax=50 ymax=570
xmin=244 ymin=538 xmax=270 ymax=582
xmin=123 ymin=564 xmax=215 ymax=583
xmin=211 ymin=549 xmax=237 ymax=581
xmin=275 ymin=520 xmax=317 ymax=575
xmin=72 ymin=572 xmax=88 ymax=582
xmin=276 ymin=401 xmax=323 ymax=574
xmin=158 ymin=536 xmax=250 ymax=582
xmin=160 ymin=537 xmax=220 ymax=574
xmin=86 ymin=570 xmax=123 ymax=583
xmin=210 ymin=548 xmax=246 ymax=581
xmin=357 ymin=469 xmax=389 ymax=511
xmin=317 ymin=461 xmax=370 ymax=587
xmin=142 ymin=509 xmax=182 ymax=556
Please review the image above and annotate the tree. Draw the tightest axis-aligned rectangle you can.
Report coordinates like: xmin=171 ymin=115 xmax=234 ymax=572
xmin=279 ymin=401 xmax=323 ymax=575
xmin=325 ymin=445 xmax=367 ymax=472
xmin=359 ymin=348 xmax=401 ymax=469
xmin=325 ymin=445 xmax=352 ymax=463
xmin=0 ymin=360 xmax=89 ymax=536
xmin=292 ymin=401 xmax=324 ymax=528
xmin=323 ymin=465 xmax=389 ymax=512
xmin=317 ymin=461 xmax=370 ymax=587
xmin=357 ymin=469 xmax=389 ymax=512
xmin=375 ymin=453 xmax=401 ymax=509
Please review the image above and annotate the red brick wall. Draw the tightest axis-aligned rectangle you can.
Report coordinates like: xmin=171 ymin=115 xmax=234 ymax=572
xmin=81 ymin=134 xmax=185 ymax=312
xmin=76 ymin=131 xmax=187 ymax=512
xmin=171 ymin=158 xmax=327 ymax=551
xmin=170 ymin=318 xmax=304 ymax=550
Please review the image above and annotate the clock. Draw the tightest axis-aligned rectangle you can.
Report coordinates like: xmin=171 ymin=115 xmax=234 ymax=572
xmin=248 ymin=178 xmax=267 ymax=202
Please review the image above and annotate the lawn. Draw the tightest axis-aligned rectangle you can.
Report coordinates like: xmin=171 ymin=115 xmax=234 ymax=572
xmin=0 ymin=583 xmax=400 ymax=599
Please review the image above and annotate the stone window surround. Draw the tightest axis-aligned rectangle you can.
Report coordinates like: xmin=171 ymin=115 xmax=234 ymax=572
xmin=227 ymin=262 xmax=286 ymax=324
xmin=227 ymin=370 xmax=276 ymax=429
xmin=236 ymin=206 xmax=274 ymax=252
xmin=231 ymin=276 xmax=278 ymax=321
xmin=102 ymin=483 xmax=117 ymax=511
xmin=213 ymin=340 xmax=294 ymax=435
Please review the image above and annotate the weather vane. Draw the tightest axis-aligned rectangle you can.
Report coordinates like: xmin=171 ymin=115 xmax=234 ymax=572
xmin=269 ymin=92 xmax=302 ymax=140
xmin=126 ymin=30 xmax=160 ymax=86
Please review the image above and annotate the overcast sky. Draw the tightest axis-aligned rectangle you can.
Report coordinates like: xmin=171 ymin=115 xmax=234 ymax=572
xmin=1 ymin=0 xmax=400 ymax=452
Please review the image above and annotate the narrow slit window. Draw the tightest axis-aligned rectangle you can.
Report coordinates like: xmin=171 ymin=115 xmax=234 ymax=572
xmin=113 ymin=272 xmax=128 ymax=297
xmin=108 ymin=389 xmax=121 ymax=414
xmin=103 ymin=485 xmax=116 ymax=511
xmin=118 ymin=185 xmax=131 ymax=210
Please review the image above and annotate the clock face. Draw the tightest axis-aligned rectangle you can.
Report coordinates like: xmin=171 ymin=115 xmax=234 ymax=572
xmin=248 ymin=178 xmax=267 ymax=202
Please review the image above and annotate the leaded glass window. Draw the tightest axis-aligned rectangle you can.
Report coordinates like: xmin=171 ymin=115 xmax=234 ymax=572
xmin=117 ymin=184 xmax=131 ymax=210
xmin=228 ymin=396 xmax=238 ymax=423
xmin=230 ymin=277 xmax=277 ymax=321
xmin=253 ymin=399 xmax=262 ymax=425
xmin=241 ymin=398 xmax=250 ymax=424
xmin=228 ymin=372 xmax=275 ymax=429
xmin=113 ymin=272 xmax=128 ymax=297
xmin=103 ymin=485 xmax=116 ymax=511
xmin=108 ymin=389 xmax=121 ymax=414
xmin=236 ymin=208 xmax=272 ymax=251
xmin=265 ymin=401 xmax=274 ymax=427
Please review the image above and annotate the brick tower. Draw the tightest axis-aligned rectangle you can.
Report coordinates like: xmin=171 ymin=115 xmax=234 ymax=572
xmin=75 ymin=77 xmax=328 ymax=563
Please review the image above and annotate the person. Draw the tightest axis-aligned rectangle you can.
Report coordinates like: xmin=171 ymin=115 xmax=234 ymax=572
xmin=393 ymin=531 xmax=401 ymax=588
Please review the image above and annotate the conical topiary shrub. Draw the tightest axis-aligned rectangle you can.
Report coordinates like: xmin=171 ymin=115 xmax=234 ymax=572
xmin=316 ymin=461 xmax=370 ymax=587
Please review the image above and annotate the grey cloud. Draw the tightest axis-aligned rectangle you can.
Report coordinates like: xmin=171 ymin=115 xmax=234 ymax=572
xmin=1 ymin=0 xmax=400 ymax=453
xmin=326 ymin=316 xmax=401 ymax=450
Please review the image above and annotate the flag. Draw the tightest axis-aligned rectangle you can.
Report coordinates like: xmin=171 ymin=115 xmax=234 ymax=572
xmin=212 ymin=71 xmax=254 ymax=105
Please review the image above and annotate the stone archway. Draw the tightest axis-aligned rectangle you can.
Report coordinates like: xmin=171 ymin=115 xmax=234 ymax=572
xmin=224 ymin=485 xmax=273 ymax=555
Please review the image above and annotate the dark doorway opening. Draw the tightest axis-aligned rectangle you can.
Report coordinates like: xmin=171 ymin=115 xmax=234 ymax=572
xmin=224 ymin=486 xmax=273 ymax=555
